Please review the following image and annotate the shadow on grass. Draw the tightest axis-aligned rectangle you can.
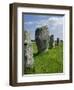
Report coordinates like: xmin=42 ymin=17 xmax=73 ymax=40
xmin=33 ymin=52 xmax=39 ymax=57
xmin=24 ymin=67 xmax=35 ymax=74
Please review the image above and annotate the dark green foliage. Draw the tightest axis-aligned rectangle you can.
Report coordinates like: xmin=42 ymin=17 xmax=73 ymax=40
xmin=24 ymin=67 xmax=35 ymax=74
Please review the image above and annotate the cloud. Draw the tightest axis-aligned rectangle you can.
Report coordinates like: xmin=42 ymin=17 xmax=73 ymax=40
xmin=24 ymin=16 xmax=64 ymax=40
xmin=24 ymin=16 xmax=64 ymax=28
xmin=36 ymin=16 xmax=64 ymax=28
xmin=48 ymin=17 xmax=64 ymax=25
xmin=24 ymin=21 xmax=34 ymax=25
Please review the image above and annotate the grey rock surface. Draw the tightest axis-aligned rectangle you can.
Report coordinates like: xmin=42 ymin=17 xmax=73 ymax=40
xmin=56 ymin=38 xmax=60 ymax=46
xmin=35 ymin=26 xmax=49 ymax=53
xmin=49 ymin=35 xmax=54 ymax=49
xmin=24 ymin=31 xmax=34 ymax=68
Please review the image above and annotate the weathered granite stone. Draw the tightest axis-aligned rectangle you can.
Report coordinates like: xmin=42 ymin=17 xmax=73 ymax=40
xmin=24 ymin=31 xmax=34 ymax=68
xmin=35 ymin=26 xmax=49 ymax=53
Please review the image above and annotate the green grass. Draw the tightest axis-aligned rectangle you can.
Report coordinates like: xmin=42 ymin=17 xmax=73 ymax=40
xmin=25 ymin=42 xmax=63 ymax=74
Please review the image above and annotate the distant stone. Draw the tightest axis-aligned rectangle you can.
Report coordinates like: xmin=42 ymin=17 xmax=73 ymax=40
xmin=24 ymin=31 xmax=34 ymax=68
xmin=60 ymin=40 xmax=63 ymax=43
xmin=56 ymin=38 xmax=60 ymax=46
xmin=49 ymin=35 xmax=54 ymax=49
xmin=35 ymin=26 xmax=49 ymax=53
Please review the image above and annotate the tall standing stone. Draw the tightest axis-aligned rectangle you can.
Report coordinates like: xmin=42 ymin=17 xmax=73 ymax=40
xmin=49 ymin=35 xmax=54 ymax=49
xmin=24 ymin=31 xmax=34 ymax=69
xmin=35 ymin=26 xmax=49 ymax=53
xmin=56 ymin=38 xmax=60 ymax=46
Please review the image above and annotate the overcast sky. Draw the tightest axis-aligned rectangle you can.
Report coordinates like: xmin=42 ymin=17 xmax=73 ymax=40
xmin=23 ymin=14 xmax=64 ymax=40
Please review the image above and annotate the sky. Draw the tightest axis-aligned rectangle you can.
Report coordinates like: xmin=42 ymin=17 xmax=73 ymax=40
xmin=23 ymin=14 xmax=64 ymax=40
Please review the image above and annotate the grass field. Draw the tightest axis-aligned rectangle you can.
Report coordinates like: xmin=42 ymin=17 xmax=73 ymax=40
xmin=25 ymin=42 xmax=63 ymax=74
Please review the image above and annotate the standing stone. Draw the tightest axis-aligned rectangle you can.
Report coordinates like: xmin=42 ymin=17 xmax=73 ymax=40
xmin=49 ymin=35 xmax=54 ymax=49
xmin=60 ymin=40 xmax=63 ymax=43
xmin=35 ymin=26 xmax=49 ymax=53
xmin=24 ymin=31 xmax=34 ymax=69
xmin=56 ymin=38 xmax=60 ymax=46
